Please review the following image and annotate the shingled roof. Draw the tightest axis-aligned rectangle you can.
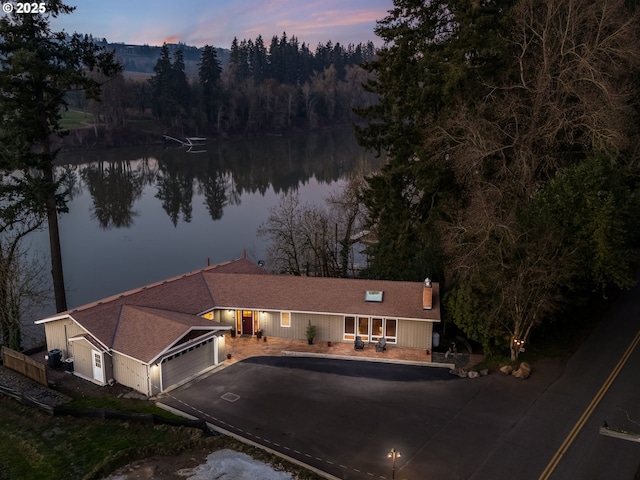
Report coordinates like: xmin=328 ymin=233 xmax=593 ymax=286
xmin=36 ymin=258 xmax=440 ymax=364
xmin=203 ymin=273 xmax=440 ymax=321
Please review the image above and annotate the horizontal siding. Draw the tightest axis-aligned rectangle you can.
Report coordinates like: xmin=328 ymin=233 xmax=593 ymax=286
xmin=397 ymin=320 xmax=433 ymax=349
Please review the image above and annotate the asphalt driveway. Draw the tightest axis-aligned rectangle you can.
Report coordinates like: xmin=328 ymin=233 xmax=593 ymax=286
xmin=159 ymin=356 xmax=565 ymax=480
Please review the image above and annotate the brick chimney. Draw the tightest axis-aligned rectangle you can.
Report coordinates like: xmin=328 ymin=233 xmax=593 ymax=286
xmin=423 ymin=278 xmax=433 ymax=310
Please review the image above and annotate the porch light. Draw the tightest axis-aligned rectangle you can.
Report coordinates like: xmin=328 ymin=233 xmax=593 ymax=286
xmin=388 ymin=448 xmax=401 ymax=480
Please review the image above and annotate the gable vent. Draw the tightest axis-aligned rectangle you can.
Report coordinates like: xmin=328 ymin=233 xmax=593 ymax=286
xmin=365 ymin=290 xmax=383 ymax=302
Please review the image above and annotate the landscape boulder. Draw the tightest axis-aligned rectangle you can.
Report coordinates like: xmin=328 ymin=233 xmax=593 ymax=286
xmin=499 ymin=365 xmax=513 ymax=375
xmin=512 ymin=362 xmax=532 ymax=379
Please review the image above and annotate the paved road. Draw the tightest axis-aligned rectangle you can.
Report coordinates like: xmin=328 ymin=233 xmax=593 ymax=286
xmin=160 ymin=284 xmax=640 ymax=480
xmin=471 ymin=284 xmax=640 ymax=480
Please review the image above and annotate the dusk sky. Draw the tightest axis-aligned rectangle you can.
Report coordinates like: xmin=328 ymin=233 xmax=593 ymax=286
xmin=51 ymin=0 xmax=394 ymax=49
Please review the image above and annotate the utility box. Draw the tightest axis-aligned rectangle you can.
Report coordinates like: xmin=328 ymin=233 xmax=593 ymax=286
xmin=64 ymin=357 xmax=74 ymax=372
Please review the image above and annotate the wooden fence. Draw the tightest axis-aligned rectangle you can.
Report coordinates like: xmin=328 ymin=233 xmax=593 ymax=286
xmin=1 ymin=346 xmax=48 ymax=387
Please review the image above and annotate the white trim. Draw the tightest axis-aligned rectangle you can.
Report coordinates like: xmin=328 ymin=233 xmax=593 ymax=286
xmin=213 ymin=306 xmax=439 ymax=323
xmin=37 ymin=314 xmax=112 ymax=352
xmin=68 ymin=335 xmax=109 ymax=352
xmin=149 ymin=330 xmax=220 ymax=365
xmin=35 ymin=313 xmax=73 ymax=324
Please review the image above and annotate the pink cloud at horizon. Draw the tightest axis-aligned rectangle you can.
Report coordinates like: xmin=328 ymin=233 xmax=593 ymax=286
xmin=50 ymin=0 xmax=393 ymax=49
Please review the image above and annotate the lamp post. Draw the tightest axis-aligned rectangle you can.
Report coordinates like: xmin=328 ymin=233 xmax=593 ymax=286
xmin=388 ymin=448 xmax=401 ymax=480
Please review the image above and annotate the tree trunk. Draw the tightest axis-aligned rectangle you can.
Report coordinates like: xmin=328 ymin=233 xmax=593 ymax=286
xmin=43 ymin=159 xmax=67 ymax=313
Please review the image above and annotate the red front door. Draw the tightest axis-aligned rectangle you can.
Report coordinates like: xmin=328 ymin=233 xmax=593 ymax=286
xmin=241 ymin=310 xmax=253 ymax=335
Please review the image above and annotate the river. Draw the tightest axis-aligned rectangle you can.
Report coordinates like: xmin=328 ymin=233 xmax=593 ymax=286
xmin=24 ymin=128 xmax=380 ymax=342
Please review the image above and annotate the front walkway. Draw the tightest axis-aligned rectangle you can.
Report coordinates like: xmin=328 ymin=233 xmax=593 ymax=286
xmin=224 ymin=335 xmax=483 ymax=368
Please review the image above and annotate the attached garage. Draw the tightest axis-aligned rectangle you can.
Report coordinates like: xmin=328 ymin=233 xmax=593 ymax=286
xmin=160 ymin=336 xmax=217 ymax=392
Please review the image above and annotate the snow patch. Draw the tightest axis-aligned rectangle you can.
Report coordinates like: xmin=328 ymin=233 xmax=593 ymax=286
xmin=188 ymin=449 xmax=294 ymax=480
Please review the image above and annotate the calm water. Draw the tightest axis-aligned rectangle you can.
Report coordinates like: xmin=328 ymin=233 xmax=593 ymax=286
xmin=29 ymin=129 xmax=380 ymax=319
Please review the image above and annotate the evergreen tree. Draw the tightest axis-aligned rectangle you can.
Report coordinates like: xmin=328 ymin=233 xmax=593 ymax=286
xmin=358 ymin=0 xmax=640 ymax=359
xmin=172 ymin=49 xmax=190 ymax=121
xmin=148 ymin=44 xmax=175 ymax=125
xmin=0 ymin=0 xmax=121 ymax=312
xmin=148 ymin=45 xmax=190 ymax=127
xmin=252 ymin=35 xmax=268 ymax=83
xmin=199 ymin=45 xmax=222 ymax=123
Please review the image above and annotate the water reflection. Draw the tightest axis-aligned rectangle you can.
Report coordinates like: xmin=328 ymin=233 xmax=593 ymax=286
xmin=81 ymin=161 xmax=145 ymax=229
xmin=61 ymin=128 xmax=378 ymax=230
xmin=28 ymin=128 xmax=382 ymax=311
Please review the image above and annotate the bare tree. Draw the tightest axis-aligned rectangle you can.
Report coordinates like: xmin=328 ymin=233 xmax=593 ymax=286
xmin=327 ymin=173 xmax=367 ymax=277
xmin=439 ymin=0 xmax=640 ymax=360
xmin=0 ymin=194 xmax=49 ymax=349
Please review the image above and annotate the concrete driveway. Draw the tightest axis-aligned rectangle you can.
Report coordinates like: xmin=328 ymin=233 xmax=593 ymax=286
xmin=159 ymin=355 xmax=565 ymax=480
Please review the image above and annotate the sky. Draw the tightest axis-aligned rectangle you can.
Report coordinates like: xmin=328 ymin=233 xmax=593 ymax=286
xmin=50 ymin=0 xmax=394 ymax=49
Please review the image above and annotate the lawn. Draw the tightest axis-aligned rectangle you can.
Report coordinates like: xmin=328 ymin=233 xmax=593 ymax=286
xmin=0 ymin=394 xmax=321 ymax=479
xmin=59 ymin=109 xmax=94 ymax=129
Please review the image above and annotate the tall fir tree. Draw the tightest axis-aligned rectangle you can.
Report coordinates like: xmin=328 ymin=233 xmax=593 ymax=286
xmin=199 ymin=45 xmax=223 ymax=123
xmin=0 ymin=0 xmax=121 ymax=312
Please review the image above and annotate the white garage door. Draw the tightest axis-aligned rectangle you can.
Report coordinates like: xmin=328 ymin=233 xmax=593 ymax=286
xmin=161 ymin=338 xmax=215 ymax=391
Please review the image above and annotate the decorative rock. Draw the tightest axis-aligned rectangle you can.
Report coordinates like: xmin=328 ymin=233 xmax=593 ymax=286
xmin=511 ymin=362 xmax=531 ymax=379
xmin=467 ymin=371 xmax=480 ymax=379
xmin=499 ymin=365 xmax=513 ymax=375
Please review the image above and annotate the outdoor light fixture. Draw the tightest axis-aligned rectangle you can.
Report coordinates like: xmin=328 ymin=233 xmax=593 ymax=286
xmin=513 ymin=338 xmax=525 ymax=352
xmin=388 ymin=448 xmax=401 ymax=480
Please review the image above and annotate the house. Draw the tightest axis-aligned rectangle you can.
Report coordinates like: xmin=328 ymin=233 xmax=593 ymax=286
xmin=35 ymin=258 xmax=440 ymax=396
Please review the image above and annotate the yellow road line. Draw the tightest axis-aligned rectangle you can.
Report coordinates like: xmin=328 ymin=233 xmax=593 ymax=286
xmin=538 ymin=328 xmax=640 ymax=480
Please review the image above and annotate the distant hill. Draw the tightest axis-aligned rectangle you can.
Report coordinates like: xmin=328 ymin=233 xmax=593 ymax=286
xmin=90 ymin=37 xmax=230 ymax=76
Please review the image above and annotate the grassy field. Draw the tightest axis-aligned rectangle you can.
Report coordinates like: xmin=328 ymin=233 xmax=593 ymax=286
xmin=59 ymin=109 xmax=94 ymax=129
xmin=0 ymin=395 xmax=321 ymax=479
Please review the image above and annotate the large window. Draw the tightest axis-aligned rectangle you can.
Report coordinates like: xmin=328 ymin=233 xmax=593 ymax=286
xmin=358 ymin=317 xmax=370 ymax=341
xmin=344 ymin=316 xmax=355 ymax=340
xmin=343 ymin=316 xmax=397 ymax=343
xmin=371 ymin=318 xmax=383 ymax=338
xmin=385 ymin=319 xmax=397 ymax=343
xmin=281 ymin=312 xmax=291 ymax=328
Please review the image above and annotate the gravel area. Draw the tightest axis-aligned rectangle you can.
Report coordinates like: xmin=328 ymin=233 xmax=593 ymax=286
xmin=0 ymin=365 xmax=72 ymax=407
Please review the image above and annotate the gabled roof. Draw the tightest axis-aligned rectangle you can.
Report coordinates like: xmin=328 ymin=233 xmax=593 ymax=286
xmin=36 ymin=257 xmax=440 ymax=365
xmin=36 ymin=258 xmax=259 ymax=363
xmin=112 ymin=305 xmax=227 ymax=363
xmin=203 ymin=273 xmax=440 ymax=321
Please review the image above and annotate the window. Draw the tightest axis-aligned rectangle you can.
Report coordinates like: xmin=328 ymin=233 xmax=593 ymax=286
xmin=344 ymin=316 xmax=397 ymax=343
xmin=358 ymin=317 xmax=369 ymax=341
xmin=281 ymin=312 xmax=291 ymax=328
xmin=344 ymin=316 xmax=355 ymax=340
xmin=371 ymin=318 xmax=383 ymax=339
xmin=385 ymin=319 xmax=397 ymax=343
